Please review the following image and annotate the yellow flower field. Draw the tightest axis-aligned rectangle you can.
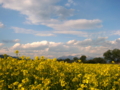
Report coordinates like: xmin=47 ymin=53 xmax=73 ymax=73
xmin=0 ymin=56 xmax=120 ymax=90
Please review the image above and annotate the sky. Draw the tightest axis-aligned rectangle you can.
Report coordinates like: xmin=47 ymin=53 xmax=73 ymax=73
xmin=0 ymin=0 xmax=120 ymax=58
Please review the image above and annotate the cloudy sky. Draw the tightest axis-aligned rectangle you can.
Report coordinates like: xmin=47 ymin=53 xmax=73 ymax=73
xmin=0 ymin=0 xmax=120 ymax=58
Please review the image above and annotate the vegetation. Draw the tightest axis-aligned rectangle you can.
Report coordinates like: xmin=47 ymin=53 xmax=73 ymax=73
xmin=86 ymin=57 xmax=106 ymax=64
xmin=0 ymin=49 xmax=120 ymax=90
xmin=0 ymin=56 xmax=120 ymax=90
xmin=103 ymin=49 xmax=120 ymax=63
xmin=59 ymin=49 xmax=120 ymax=64
xmin=80 ymin=55 xmax=86 ymax=63
xmin=14 ymin=50 xmax=19 ymax=57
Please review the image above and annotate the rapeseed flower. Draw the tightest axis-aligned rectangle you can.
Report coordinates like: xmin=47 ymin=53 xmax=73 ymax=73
xmin=0 ymin=54 xmax=120 ymax=90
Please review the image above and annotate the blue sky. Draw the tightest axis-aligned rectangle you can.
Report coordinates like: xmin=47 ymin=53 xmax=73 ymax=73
xmin=0 ymin=0 xmax=120 ymax=58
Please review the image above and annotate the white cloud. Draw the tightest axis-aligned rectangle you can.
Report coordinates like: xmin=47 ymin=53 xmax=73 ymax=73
xmin=0 ymin=22 xmax=4 ymax=28
xmin=12 ymin=27 xmax=55 ymax=36
xmin=47 ymin=19 xmax=102 ymax=30
xmin=11 ymin=27 xmax=89 ymax=37
xmin=21 ymin=41 xmax=49 ymax=49
xmin=11 ymin=41 xmax=63 ymax=51
xmin=54 ymin=30 xmax=88 ymax=37
xmin=11 ymin=43 xmax=21 ymax=50
xmin=2 ymin=39 xmax=20 ymax=43
xmin=68 ymin=37 xmax=120 ymax=49
xmin=0 ymin=0 xmax=102 ymax=31
xmin=73 ymin=37 xmax=108 ymax=46
xmin=14 ymin=39 xmax=20 ymax=42
xmin=113 ymin=30 xmax=120 ymax=35
xmin=0 ymin=48 xmax=8 ymax=54
xmin=0 ymin=46 xmax=12 ymax=55
xmin=67 ymin=40 xmax=77 ymax=44
xmin=35 ymin=33 xmax=54 ymax=37
xmin=0 ymin=43 xmax=4 ymax=46
xmin=0 ymin=0 xmax=73 ymax=24
xmin=0 ymin=37 xmax=118 ymax=58
xmin=65 ymin=0 xmax=76 ymax=7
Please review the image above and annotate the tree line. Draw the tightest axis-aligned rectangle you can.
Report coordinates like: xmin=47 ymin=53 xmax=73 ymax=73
xmin=57 ymin=48 xmax=120 ymax=64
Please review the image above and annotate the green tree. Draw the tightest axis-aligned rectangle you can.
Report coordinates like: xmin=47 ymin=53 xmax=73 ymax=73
xmin=73 ymin=57 xmax=78 ymax=62
xmin=93 ymin=57 xmax=106 ymax=63
xmin=65 ymin=58 xmax=70 ymax=62
xmin=80 ymin=55 xmax=86 ymax=63
xmin=103 ymin=49 xmax=120 ymax=63
xmin=86 ymin=57 xmax=106 ymax=63
xmin=86 ymin=59 xmax=96 ymax=63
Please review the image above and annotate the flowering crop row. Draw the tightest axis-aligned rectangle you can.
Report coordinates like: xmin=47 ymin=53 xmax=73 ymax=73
xmin=0 ymin=56 xmax=120 ymax=90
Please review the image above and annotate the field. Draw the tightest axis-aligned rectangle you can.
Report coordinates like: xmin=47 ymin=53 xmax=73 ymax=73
xmin=0 ymin=56 xmax=120 ymax=90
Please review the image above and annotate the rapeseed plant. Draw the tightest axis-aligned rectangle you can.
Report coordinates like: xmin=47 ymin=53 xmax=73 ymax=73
xmin=0 ymin=51 xmax=120 ymax=90
xmin=14 ymin=50 xmax=19 ymax=57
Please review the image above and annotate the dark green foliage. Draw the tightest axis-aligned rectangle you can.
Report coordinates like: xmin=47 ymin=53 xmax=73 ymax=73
xmin=86 ymin=59 xmax=97 ymax=63
xmin=103 ymin=49 xmax=120 ymax=62
xmin=80 ymin=55 xmax=86 ymax=63
xmin=86 ymin=57 xmax=106 ymax=63
xmin=64 ymin=58 xmax=71 ymax=62
xmin=73 ymin=57 xmax=78 ymax=61
xmin=93 ymin=57 xmax=106 ymax=63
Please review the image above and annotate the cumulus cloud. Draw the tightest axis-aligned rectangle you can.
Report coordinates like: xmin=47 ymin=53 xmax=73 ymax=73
xmin=11 ymin=43 xmax=21 ymax=50
xmin=67 ymin=37 xmax=120 ymax=49
xmin=72 ymin=37 xmax=108 ymax=46
xmin=0 ymin=38 xmax=117 ymax=58
xmin=2 ymin=39 xmax=20 ymax=43
xmin=1 ymin=33 xmax=119 ymax=58
xmin=11 ymin=41 xmax=63 ymax=51
xmin=67 ymin=40 xmax=77 ymax=44
xmin=0 ymin=22 xmax=4 ymax=28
